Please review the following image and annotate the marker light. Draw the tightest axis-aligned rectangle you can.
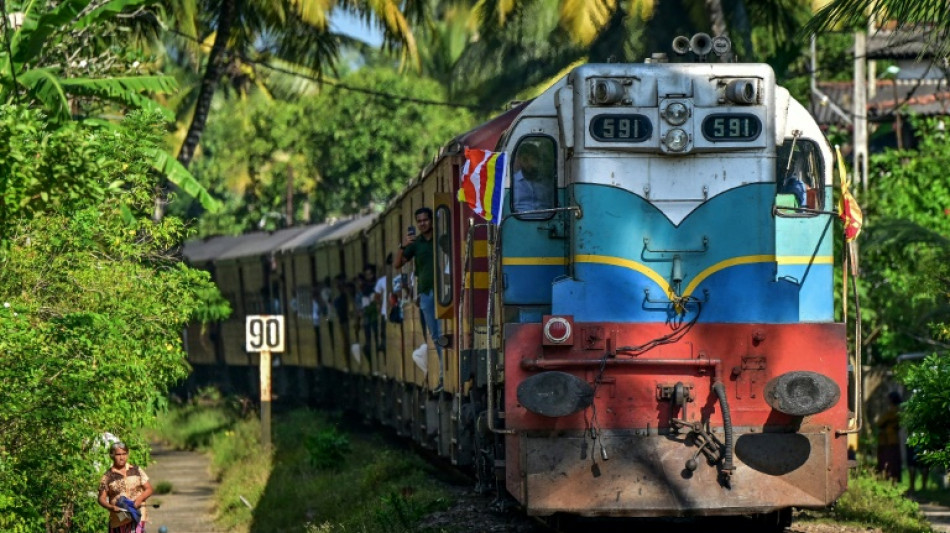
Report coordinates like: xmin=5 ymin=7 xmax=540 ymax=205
xmin=664 ymin=128 xmax=689 ymax=152
xmin=663 ymin=102 xmax=689 ymax=125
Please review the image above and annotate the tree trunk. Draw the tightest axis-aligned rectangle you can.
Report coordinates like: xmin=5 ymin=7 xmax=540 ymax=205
xmin=178 ymin=0 xmax=236 ymax=169
xmin=153 ymin=0 xmax=236 ymax=221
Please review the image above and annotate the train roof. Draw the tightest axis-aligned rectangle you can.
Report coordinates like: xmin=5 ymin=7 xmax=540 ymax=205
xmin=274 ymin=221 xmax=338 ymax=254
xmin=313 ymin=213 xmax=376 ymax=248
xmin=449 ymin=102 xmax=529 ymax=153
xmin=215 ymin=226 xmax=311 ymax=262
xmin=182 ymin=234 xmax=248 ymax=265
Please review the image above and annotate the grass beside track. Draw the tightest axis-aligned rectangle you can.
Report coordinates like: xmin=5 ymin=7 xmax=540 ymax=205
xmin=147 ymin=391 xmax=453 ymax=532
xmin=147 ymin=390 xmax=943 ymax=533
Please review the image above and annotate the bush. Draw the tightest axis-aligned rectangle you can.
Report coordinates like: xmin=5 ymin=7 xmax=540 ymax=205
xmin=834 ymin=468 xmax=932 ymax=533
xmin=306 ymin=427 xmax=351 ymax=471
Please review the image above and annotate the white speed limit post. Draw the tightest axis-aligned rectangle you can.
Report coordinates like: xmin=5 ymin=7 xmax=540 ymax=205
xmin=246 ymin=315 xmax=284 ymax=449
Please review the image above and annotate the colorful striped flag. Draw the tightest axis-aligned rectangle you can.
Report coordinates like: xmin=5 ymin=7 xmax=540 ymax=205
xmin=458 ymin=148 xmax=506 ymax=224
xmin=836 ymin=145 xmax=863 ymax=242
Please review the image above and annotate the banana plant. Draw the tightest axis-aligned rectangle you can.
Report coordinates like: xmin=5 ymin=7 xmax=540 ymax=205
xmin=0 ymin=0 xmax=220 ymax=212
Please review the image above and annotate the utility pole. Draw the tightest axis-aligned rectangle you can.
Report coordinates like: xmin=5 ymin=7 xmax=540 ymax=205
xmin=853 ymin=31 xmax=868 ymax=192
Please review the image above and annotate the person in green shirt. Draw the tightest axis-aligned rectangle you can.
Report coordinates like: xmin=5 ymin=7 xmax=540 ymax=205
xmin=394 ymin=207 xmax=443 ymax=393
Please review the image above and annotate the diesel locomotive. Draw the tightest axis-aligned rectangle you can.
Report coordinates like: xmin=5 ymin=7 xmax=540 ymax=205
xmin=183 ymin=35 xmax=854 ymax=530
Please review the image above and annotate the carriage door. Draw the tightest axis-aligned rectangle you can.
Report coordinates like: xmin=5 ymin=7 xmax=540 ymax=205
xmin=434 ymin=192 xmax=455 ymax=320
xmin=501 ymin=123 xmax=566 ymax=317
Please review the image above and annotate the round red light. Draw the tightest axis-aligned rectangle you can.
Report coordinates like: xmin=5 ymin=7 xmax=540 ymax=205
xmin=548 ymin=321 xmax=568 ymax=339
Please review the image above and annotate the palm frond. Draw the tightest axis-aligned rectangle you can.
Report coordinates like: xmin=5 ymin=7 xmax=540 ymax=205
xmin=148 ymin=147 xmax=222 ymax=213
xmin=17 ymin=68 xmax=70 ymax=122
xmin=287 ymin=0 xmax=333 ymax=30
xmin=254 ymin=57 xmax=325 ymax=100
xmin=364 ymin=0 xmax=421 ymax=69
xmin=558 ymin=0 xmax=616 ymax=46
xmin=60 ymin=76 xmax=178 ymax=120
xmin=271 ymin=16 xmax=341 ymax=75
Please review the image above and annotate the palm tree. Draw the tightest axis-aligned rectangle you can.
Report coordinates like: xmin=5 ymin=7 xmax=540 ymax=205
xmin=805 ymin=0 xmax=950 ymax=49
xmin=434 ymin=0 xmax=811 ymax=111
xmin=174 ymin=0 xmax=427 ymax=170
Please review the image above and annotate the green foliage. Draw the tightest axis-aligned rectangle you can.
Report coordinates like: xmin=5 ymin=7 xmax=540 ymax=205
xmin=0 ymin=0 xmax=176 ymax=121
xmin=0 ymin=108 xmax=223 ymax=532
xmin=148 ymin=396 xmax=237 ymax=451
xmin=178 ymin=68 xmax=476 ymax=235
xmin=833 ymin=468 xmax=932 ymax=533
xmin=153 ymin=481 xmax=174 ymax=495
xmin=859 ymin=116 xmax=950 ymax=363
xmin=847 ymin=114 xmax=950 ymax=477
xmin=898 ymin=354 xmax=950 ymax=469
xmin=0 ymin=0 xmax=220 ymax=213
xmin=373 ymin=490 xmax=447 ymax=533
xmin=306 ymin=427 xmax=351 ymax=471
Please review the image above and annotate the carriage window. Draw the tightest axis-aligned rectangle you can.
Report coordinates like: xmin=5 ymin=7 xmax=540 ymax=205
xmin=435 ymin=205 xmax=453 ymax=307
xmin=776 ymin=138 xmax=824 ymax=210
xmin=511 ymin=136 xmax=557 ymax=220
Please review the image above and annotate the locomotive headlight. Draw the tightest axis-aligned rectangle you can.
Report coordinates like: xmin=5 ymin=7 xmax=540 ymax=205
xmin=590 ymin=78 xmax=625 ymax=105
xmin=664 ymin=128 xmax=689 ymax=152
xmin=764 ymin=371 xmax=841 ymax=417
xmin=517 ymin=371 xmax=593 ymax=417
xmin=662 ymin=102 xmax=689 ymax=125
xmin=725 ymin=78 xmax=759 ymax=105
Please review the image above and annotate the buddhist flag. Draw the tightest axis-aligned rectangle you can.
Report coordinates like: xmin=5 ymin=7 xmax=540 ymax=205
xmin=458 ymin=148 xmax=506 ymax=224
xmin=836 ymin=145 xmax=863 ymax=242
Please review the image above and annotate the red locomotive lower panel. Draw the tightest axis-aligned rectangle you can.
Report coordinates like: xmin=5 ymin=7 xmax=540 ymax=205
xmin=506 ymin=429 xmax=848 ymax=517
xmin=503 ymin=322 xmax=850 ymax=516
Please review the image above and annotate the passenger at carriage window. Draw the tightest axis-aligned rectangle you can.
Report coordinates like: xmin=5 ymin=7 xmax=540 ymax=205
xmin=512 ymin=139 xmax=556 ymax=215
xmin=374 ymin=255 xmax=391 ymax=351
xmin=394 ymin=206 xmax=444 ymax=393
xmin=360 ymin=264 xmax=380 ymax=361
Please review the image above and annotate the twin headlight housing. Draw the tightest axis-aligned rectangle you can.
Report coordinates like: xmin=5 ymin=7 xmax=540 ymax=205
xmin=588 ymin=76 xmax=760 ymax=154
xmin=661 ymin=101 xmax=691 ymax=153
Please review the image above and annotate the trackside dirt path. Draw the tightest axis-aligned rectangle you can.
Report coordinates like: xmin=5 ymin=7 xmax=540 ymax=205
xmin=146 ymin=442 xmax=221 ymax=533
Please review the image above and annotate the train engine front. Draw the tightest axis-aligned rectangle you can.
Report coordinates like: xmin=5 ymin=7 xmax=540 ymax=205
xmin=495 ymin=41 xmax=849 ymax=522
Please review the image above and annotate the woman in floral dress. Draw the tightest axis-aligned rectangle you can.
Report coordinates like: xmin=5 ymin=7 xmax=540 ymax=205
xmin=98 ymin=441 xmax=154 ymax=533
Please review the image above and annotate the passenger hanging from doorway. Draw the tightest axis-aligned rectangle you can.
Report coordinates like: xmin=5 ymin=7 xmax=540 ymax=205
xmin=394 ymin=207 xmax=444 ymax=393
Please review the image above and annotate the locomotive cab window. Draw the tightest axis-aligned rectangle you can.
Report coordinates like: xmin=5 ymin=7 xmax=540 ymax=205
xmin=435 ymin=205 xmax=453 ymax=307
xmin=776 ymin=139 xmax=824 ymax=210
xmin=511 ymin=136 xmax=557 ymax=220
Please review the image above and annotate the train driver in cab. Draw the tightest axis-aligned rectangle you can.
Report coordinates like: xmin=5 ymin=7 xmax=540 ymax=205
xmin=512 ymin=140 xmax=556 ymax=214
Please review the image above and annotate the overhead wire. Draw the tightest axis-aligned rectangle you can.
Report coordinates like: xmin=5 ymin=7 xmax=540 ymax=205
xmin=163 ymin=27 xmax=492 ymax=112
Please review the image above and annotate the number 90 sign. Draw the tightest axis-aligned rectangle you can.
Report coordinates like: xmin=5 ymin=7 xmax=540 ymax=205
xmin=246 ymin=315 xmax=285 ymax=353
